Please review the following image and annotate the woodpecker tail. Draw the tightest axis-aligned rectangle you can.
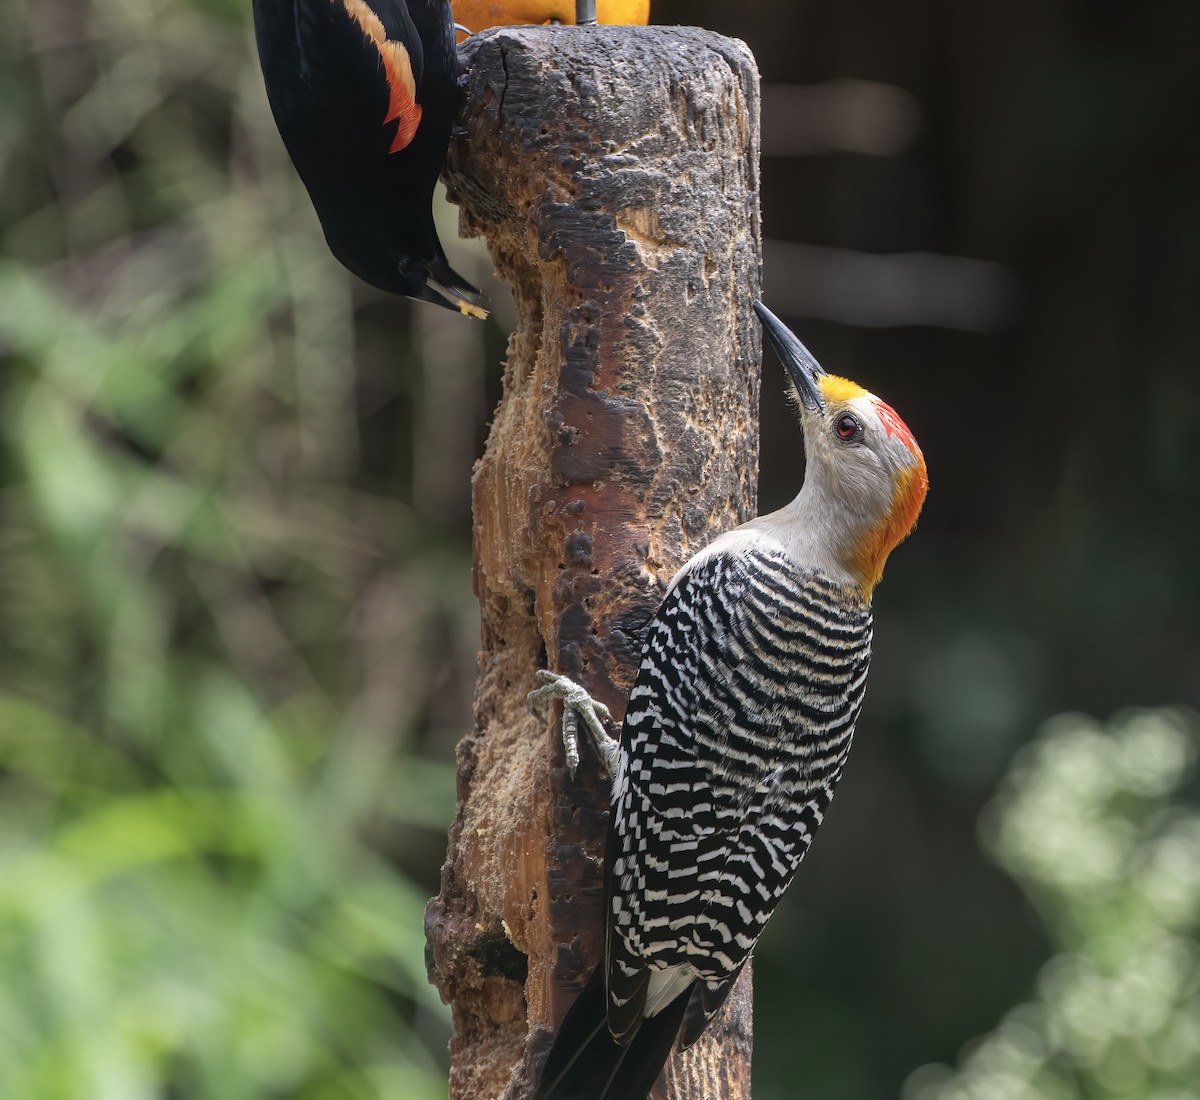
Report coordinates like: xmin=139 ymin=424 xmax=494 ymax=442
xmin=534 ymin=964 xmax=693 ymax=1100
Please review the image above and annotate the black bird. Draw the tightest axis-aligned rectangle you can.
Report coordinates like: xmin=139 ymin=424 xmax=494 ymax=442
xmin=253 ymin=0 xmax=487 ymax=317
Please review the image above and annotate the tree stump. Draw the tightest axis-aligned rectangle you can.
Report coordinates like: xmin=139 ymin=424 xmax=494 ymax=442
xmin=424 ymin=26 xmax=762 ymax=1100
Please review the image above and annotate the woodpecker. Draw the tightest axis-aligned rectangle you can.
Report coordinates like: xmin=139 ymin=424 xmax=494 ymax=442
xmin=528 ymin=302 xmax=928 ymax=1100
xmin=253 ymin=0 xmax=487 ymax=317
xmin=450 ymin=0 xmax=649 ymax=36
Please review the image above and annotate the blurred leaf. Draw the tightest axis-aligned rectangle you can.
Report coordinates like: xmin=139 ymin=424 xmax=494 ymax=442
xmin=905 ymin=709 xmax=1200 ymax=1100
xmin=0 ymin=0 xmax=468 ymax=1095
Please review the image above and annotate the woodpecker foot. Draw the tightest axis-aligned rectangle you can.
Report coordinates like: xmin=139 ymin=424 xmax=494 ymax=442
xmin=451 ymin=125 xmax=470 ymax=139
xmin=453 ymin=23 xmax=474 ymax=38
xmin=527 ymin=670 xmax=619 ymax=781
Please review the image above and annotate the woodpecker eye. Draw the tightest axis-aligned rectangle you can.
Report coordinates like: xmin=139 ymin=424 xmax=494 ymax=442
xmin=834 ymin=413 xmax=863 ymax=442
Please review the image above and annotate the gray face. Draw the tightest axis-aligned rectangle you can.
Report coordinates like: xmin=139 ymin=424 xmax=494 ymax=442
xmin=801 ymin=389 xmax=918 ymax=522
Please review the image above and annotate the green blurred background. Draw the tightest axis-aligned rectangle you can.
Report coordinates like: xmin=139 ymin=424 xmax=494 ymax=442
xmin=2 ymin=0 xmax=1198 ymax=1096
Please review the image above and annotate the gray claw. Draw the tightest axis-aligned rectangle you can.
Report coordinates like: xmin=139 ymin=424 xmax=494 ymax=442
xmin=527 ymin=670 xmax=619 ymax=780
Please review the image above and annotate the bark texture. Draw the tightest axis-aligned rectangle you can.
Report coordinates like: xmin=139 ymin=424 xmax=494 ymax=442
xmin=424 ymin=26 xmax=761 ymax=1100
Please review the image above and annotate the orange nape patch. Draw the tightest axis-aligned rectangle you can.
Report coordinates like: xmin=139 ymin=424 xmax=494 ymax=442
xmin=849 ymin=455 xmax=929 ymax=595
xmin=818 ymin=374 xmax=870 ymax=405
xmin=343 ymin=0 xmax=423 ymax=152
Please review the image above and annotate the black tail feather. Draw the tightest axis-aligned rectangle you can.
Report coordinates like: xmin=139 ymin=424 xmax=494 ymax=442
xmin=603 ymin=986 xmax=692 ymax=1100
xmin=677 ymin=962 xmax=745 ymax=1051
xmin=534 ymin=966 xmax=694 ymax=1100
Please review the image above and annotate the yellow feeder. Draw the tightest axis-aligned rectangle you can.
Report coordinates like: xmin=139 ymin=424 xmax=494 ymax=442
xmin=452 ymin=0 xmax=650 ymax=37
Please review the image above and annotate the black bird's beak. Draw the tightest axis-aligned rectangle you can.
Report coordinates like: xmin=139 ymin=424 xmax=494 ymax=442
xmin=754 ymin=301 xmax=827 ymax=413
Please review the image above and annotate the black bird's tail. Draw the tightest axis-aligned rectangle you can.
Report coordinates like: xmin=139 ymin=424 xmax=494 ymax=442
xmin=534 ymin=965 xmax=693 ymax=1100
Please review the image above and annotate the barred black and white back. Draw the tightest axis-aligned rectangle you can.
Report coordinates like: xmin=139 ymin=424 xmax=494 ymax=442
xmin=606 ymin=536 xmax=871 ymax=1039
xmin=535 ymin=533 xmax=872 ymax=1100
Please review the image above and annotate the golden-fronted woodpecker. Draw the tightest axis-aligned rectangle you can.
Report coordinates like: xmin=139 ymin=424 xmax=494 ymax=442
xmin=528 ymin=301 xmax=929 ymax=1100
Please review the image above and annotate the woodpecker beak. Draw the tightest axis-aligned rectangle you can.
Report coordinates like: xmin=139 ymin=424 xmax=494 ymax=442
xmin=755 ymin=301 xmax=827 ymax=413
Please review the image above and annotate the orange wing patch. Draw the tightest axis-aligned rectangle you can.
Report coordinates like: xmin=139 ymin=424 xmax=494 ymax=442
xmin=343 ymin=0 xmax=423 ymax=152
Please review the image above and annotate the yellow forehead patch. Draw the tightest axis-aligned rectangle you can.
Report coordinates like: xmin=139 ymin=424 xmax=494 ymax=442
xmin=818 ymin=374 xmax=869 ymax=404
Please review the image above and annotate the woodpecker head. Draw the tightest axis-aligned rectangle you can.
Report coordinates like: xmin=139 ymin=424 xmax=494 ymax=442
xmin=755 ymin=301 xmax=928 ymax=595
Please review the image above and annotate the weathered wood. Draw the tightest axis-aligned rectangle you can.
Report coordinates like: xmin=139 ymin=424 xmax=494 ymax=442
xmin=424 ymin=26 xmax=761 ymax=1100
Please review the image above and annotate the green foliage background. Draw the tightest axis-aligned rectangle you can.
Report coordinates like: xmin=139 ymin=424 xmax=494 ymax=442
xmin=909 ymin=708 xmax=1200 ymax=1100
xmin=3 ymin=0 xmax=1199 ymax=1097
xmin=0 ymin=0 xmax=477 ymax=1093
